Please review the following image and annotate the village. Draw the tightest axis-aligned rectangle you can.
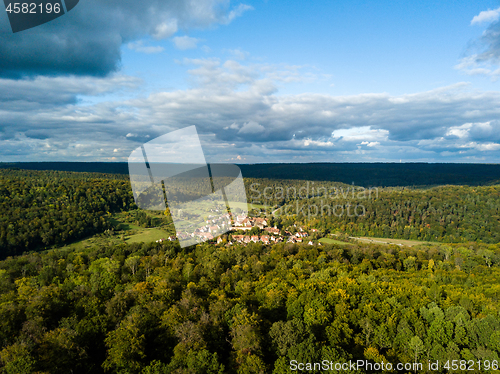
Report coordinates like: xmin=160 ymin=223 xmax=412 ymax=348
xmin=158 ymin=211 xmax=319 ymax=246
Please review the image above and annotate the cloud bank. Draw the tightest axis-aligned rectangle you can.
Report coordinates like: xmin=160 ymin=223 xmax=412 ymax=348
xmin=1 ymin=58 xmax=500 ymax=163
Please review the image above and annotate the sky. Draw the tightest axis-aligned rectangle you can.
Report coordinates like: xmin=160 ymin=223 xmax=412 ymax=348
xmin=1 ymin=0 xmax=500 ymax=163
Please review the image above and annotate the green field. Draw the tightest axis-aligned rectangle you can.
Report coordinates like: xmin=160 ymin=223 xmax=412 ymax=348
xmin=110 ymin=212 xmax=174 ymax=242
xmin=59 ymin=212 xmax=175 ymax=250
xmin=124 ymin=228 xmax=172 ymax=243
xmin=61 ymin=233 xmax=123 ymax=251
xmin=107 ymin=216 xmax=143 ymax=231
xmin=319 ymin=237 xmax=349 ymax=245
xmin=350 ymin=236 xmax=438 ymax=247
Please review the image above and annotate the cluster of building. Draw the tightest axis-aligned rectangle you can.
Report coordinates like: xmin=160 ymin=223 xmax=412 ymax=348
xmin=229 ymin=234 xmax=278 ymax=244
xmin=175 ymin=212 xmax=232 ymax=241
xmin=231 ymin=215 xmax=268 ymax=230
xmin=224 ymin=230 xmax=313 ymax=245
xmin=159 ymin=213 xmax=318 ymax=246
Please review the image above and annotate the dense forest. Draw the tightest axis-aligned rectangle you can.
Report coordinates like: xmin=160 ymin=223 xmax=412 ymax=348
xmin=0 ymin=239 xmax=499 ymax=373
xmin=239 ymin=163 xmax=500 ymax=187
xmin=3 ymin=162 xmax=500 ymax=187
xmin=3 ymin=168 xmax=500 ymax=257
xmin=274 ymin=184 xmax=500 ymax=244
xmin=1 ymin=167 xmax=500 ymax=373
xmin=246 ymin=179 xmax=500 ymax=243
xmin=0 ymin=169 xmax=136 ymax=259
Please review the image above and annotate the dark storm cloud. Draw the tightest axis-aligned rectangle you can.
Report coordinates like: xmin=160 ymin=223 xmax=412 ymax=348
xmin=0 ymin=0 xmax=252 ymax=77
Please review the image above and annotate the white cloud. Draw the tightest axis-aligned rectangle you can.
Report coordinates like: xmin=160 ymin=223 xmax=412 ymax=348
xmin=173 ymin=36 xmax=201 ymax=50
xmin=446 ymin=124 xmax=470 ymax=138
xmin=471 ymin=7 xmax=500 ymax=25
xmin=445 ymin=121 xmax=494 ymax=139
xmin=303 ymin=139 xmax=334 ymax=147
xmin=473 ymin=142 xmax=500 ymax=151
xmin=360 ymin=141 xmax=380 ymax=147
xmin=461 ymin=8 xmax=500 ymax=80
xmin=332 ymin=127 xmax=389 ymax=142
xmin=455 ymin=55 xmax=500 ymax=80
xmin=226 ymin=49 xmax=250 ymax=60
xmin=223 ymin=4 xmax=254 ymax=24
xmin=152 ymin=19 xmax=178 ymax=39
xmin=238 ymin=121 xmax=265 ymax=134
xmin=177 ymin=58 xmax=325 ymax=93
xmin=180 ymin=58 xmax=257 ymax=91
xmin=127 ymin=40 xmax=165 ymax=54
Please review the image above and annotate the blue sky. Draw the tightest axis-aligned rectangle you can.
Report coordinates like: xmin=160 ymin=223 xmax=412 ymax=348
xmin=1 ymin=0 xmax=500 ymax=163
xmin=121 ymin=0 xmax=499 ymax=95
